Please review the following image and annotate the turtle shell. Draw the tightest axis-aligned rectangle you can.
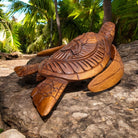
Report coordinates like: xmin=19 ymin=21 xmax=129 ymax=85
xmin=38 ymin=32 xmax=111 ymax=81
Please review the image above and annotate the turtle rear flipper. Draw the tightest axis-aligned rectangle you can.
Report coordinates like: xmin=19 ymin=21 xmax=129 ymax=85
xmin=14 ymin=63 xmax=39 ymax=77
xmin=31 ymin=77 xmax=68 ymax=116
xmin=37 ymin=44 xmax=65 ymax=56
xmin=88 ymin=45 xmax=124 ymax=92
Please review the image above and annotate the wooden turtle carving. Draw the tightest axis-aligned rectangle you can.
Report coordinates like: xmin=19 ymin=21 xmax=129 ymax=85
xmin=14 ymin=22 xmax=124 ymax=116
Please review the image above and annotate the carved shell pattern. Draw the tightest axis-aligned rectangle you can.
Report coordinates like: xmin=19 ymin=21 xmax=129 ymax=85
xmin=40 ymin=32 xmax=107 ymax=76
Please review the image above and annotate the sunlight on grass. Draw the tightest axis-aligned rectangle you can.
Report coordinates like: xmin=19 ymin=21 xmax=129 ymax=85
xmin=0 ymin=31 xmax=6 ymax=42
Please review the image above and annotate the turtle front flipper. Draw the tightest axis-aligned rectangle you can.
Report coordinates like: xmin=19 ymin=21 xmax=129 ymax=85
xmin=31 ymin=77 xmax=68 ymax=116
xmin=14 ymin=63 xmax=39 ymax=77
xmin=88 ymin=45 xmax=124 ymax=92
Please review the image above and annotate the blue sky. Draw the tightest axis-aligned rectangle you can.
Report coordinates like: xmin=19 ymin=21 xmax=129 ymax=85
xmin=0 ymin=0 xmax=29 ymax=22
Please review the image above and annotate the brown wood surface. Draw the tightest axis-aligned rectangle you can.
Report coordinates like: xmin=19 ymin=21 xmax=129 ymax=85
xmin=14 ymin=22 xmax=124 ymax=116
xmin=37 ymin=45 xmax=65 ymax=56
xmin=14 ymin=63 xmax=39 ymax=77
xmin=31 ymin=77 xmax=68 ymax=116
xmin=88 ymin=45 xmax=124 ymax=92
xmin=38 ymin=32 xmax=111 ymax=80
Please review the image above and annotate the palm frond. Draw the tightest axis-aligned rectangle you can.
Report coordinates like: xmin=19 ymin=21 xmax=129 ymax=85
xmin=112 ymin=0 xmax=138 ymax=44
xmin=6 ymin=0 xmax=55 ymax=45
xmin=112 ymin=0 xmax=138 ymax=22
xmin=0 ymin=18 xmax=21 ymax=52
xmin=26 ymin=24 xmax=51 ymax=53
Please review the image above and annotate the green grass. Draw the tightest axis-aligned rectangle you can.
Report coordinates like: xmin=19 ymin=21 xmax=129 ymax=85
xmin=0 ymin=128 xmax=4 ymax=133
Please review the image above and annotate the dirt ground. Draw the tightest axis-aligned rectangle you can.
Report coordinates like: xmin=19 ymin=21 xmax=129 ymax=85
xmin=0 ymin=58 xmax=31 ymax=77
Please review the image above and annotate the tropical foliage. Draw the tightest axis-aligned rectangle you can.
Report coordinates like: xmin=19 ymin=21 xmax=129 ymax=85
xmin=0 ymin=6 xmax=20 ymax=52
xmin=0 ymin=0 xmax=138 ymax=53
xmin=112 ymin=0 xmax=138 ymax=44
xmin=60 ymin=0 xmax=103 ymax=40
xmin=7 ymin=0 xmax=55 ymax=53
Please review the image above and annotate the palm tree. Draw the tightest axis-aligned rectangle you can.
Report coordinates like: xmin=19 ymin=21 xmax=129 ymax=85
xmin=4 ymin=0 xmax=138 ymax=52
xmin=60 ymin=0 xmax=103 ymax=40
xmin=72 ymin=0 xmax=102 ymax=31
xmin=7 ymin=0 xmax=58 ymax=52
xmin=7 ymin=0 xmax=65 ymax=52
xmin=103 ymin=0 xmax=112 ymax=23
xmin=55 ymin=0 xmax=62 ymax=45
xmin=9 ymin=0 xmax=54 ymax=34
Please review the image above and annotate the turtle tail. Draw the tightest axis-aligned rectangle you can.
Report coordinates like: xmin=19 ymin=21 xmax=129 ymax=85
xmin=98 ymin=22 xmax=115 ymax=44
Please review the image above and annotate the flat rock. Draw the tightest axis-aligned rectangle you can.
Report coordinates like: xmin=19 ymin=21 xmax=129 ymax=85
xmin=0 ymin=129 xmax=25 ymax=138
xmin=0 ymin=41 xmax=138 ymax=137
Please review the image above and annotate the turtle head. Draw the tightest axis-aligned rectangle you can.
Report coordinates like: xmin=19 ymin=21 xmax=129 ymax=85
xmin=98 ymin=22 xmax=115 ymax=45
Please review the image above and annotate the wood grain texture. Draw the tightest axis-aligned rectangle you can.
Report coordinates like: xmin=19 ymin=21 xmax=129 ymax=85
xmin=14 ymin=22 xmax=123 ymax=116
xmin=88 ymin=45 xmax=124 ymax=92
xmin=37 ymin=45 xmax=65 ymax=56
xmin=31 ymin=77 xmax=68 ymax=116
xmin=14 ymin=63 xmax=39 ymax=77
xmin=38 ymin=32 xmax=111 ymax=81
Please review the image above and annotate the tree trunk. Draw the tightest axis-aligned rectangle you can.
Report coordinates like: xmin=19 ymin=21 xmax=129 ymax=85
xmin=50 ymin=18 xmax=53 ymax=47
xmin=103 ymin=0 xmax=112 ymax=23
xmin=55 ymin=0 xmax=62 ymax=45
